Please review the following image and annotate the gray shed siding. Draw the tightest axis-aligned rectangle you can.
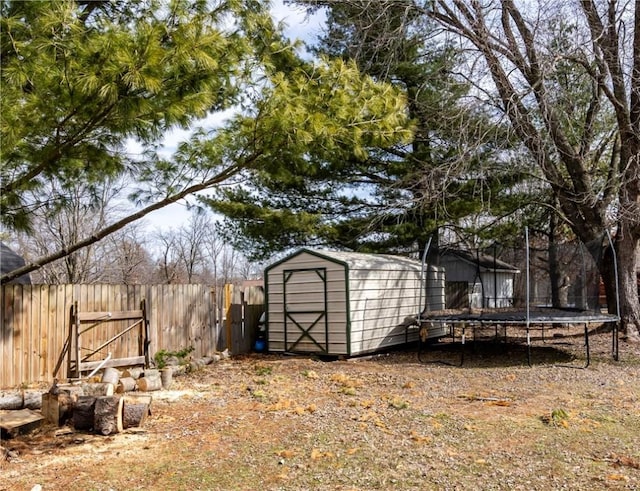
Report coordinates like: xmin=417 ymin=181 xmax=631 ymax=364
xmin=265 ymin=249 xmax=440 ymax=356
xmin=439 ymin=254 xmax=518 ymax=309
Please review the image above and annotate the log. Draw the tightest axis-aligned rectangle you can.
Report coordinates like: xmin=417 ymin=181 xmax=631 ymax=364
xmin=195 ymin=356 xmax=213 ymax=366
xmin=142 ymin=369 xmax=160 ymax=378
xmin=81 ymin=382 xmax=115 ymax=397
xmin=94 ymin=396 xmax=124 ymax=436
xmin=170 ymin=365 xmax=187 ymax=377
xmin=159 ymin=368 xmax=173 ymax=389
xmin=122 ymin=394 xmax=152 ymax=429
xmin=0 ymin=390 xmax=44 ymax=410
xmin=56 ymin=384 xmax=84 ymax=400
xmin=136 ymin=375 xmax=162 ymax=392
xmin=72 ymin=396 xmax=96 ymax=431
xmin=122 ymin=367 xmax=144 ymax=379
xmin=101 ymin=367 xmax=120 ymax=385
xmin=0 ymin=392 xmax=26 ymax=410
xmin=116 ymin=377 xmax=137 ymax=393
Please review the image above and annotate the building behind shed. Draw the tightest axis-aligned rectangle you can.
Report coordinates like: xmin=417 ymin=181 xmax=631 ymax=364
xmin=264 ymin=248 xmax=446 ymax=357
xmin=437 ymin=249 xmax=519 ymax=309
xmin=0 ymin=242 xmax=31 ymax=284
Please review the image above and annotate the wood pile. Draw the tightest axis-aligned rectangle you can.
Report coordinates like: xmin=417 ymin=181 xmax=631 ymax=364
xmin=43 ymin=384 xmax=153 ymax=436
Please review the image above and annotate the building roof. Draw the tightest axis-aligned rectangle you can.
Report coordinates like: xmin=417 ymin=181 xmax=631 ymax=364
xmin=0 ymin=242 xmax=32 ymax=284
xmin=439 ymin=248 xmax=520 ymax=273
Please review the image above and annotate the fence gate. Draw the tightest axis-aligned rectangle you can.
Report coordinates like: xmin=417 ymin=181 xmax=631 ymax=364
xmin=56 ymin=299 xmax=150 ymax=379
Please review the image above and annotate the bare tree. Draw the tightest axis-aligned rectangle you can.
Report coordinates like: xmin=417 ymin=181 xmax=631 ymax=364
xmin=151 ymin=229 xmax=184 ymax=284
xmin=174 ymin=212 xmax=210 ymax=284
xmin=15 ymin=179 xmax=125 ymax=283
xmin=425 ymin=0 xmax=640 ymax=337
xmin=102 ymin=223 xmax=156 ymax=284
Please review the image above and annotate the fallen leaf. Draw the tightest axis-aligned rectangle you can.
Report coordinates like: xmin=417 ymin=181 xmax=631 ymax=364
xmin=276 ymin=449 xmax=296 ymax=459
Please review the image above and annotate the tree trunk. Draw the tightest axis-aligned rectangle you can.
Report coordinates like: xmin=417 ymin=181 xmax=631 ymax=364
xmin=615 ymin=231 xmax=640 ymax=340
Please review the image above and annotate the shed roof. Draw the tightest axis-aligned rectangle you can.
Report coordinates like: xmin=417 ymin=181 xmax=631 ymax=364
xmin=266 ymin=248 xmax=425 ymax=273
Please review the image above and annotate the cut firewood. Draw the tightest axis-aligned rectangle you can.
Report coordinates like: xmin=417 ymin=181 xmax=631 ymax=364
xmin=81 ymin=382 xmax=115 ymax=397
xmin=122 ymin=367 xmax=144 ymax=379
xmin=72 ymin=396 xmax=96 ymax=431
xmin=170 ymin=365 xmax=187 ymax=376
xmin=136 ymin=375 xmax=162 ymax=392
xmin=122 ymin=394 xmax=152 ymax=429
xmin=101 ymin=367 xmax=120 ymax=385
xmin=93 ymin=396 xmax=124 ymax=435
xmin=116 ymin=377 xmax=137 ymax=393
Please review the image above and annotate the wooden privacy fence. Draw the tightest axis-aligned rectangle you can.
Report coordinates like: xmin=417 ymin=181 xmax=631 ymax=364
xmin=0 ymin=283 xmax=264 ymax=388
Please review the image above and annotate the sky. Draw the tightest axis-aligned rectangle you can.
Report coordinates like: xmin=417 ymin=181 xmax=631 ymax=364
xmin=139 ymin=0 xmax=327 ymax=233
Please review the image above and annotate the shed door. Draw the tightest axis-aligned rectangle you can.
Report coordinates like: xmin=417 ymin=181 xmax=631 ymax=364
xmin=283 ymin=268 xmax=329 ymax=353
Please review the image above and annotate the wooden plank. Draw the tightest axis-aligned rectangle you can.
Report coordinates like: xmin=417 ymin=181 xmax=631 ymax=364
xmin=39 ymin=285 xmax=49 ymax=381
xmin=31 ymin=286 xmax=43 ymax=383
xmin=13 ymin=285 xmax=24 ymax=388
xmin=2 ymin=286 xmax=14 ymax=387
xmin=0 ymin=408 xmax=44 ymax=437
xmin=79 ymin=356 xmax=146 ymax=372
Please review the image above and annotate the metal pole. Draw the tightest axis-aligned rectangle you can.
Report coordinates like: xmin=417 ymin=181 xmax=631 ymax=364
xmin=418 ymin=236 xmax=433 ymax=323
xmin=525 ymin=227 xmax=531 ymax=366
xmin=605 ymin=229 xmax=620 ymax=361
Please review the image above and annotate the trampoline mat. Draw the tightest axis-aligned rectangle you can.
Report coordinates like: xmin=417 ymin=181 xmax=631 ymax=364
xmin=420 ymin=307 xmax=619 ymax=325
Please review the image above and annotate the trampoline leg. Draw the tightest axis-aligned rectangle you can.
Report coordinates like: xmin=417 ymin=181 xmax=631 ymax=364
xmin=459 ymin=325 xmax=465 ymax=367
xmin=556 ymin=323 xmax=590 ymax=369
xmin=584 ymin=323 xmax=590 ymax=369
xmin=526 ymin=328 xmax=531 ymax=367
xmin=612 ymin=321 xmax=619 ymax=361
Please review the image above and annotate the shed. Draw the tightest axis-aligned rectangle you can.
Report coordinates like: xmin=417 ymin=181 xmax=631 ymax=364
xmin=264 ymin=248 xmax=447 ymax=357
xmin=437 ymin=249 xmax=520 ymax=309
xmin=0 ymin=242 xmax=31 ymax=284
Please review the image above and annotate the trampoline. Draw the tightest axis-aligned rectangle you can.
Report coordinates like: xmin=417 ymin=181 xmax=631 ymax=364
xmin=413 ymin=227 xmax=621 ymax=368
xmin=417 ymin=307 xmax=619 ymax=368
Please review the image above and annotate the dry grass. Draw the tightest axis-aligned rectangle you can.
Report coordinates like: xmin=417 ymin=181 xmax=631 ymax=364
xmin=1 ymin=328 xmax=639 ymax=491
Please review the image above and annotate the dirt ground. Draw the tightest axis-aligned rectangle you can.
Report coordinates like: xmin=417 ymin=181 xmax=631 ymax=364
xmin=1 ymin=326 xmax=639 ymax=491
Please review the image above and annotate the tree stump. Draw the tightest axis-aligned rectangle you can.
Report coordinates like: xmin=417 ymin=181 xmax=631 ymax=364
xmin=94 ymin=396 xmax=124 ymax=435
xmin=42 ymin=392 xmax=73 ymax=426
xmin=159 ymin=368 xmax=173 ymax=389
xmin=122 ymin=394 xmax=152 ymax=429
xmin=72 ymin=396 xmax=96 ymax=431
